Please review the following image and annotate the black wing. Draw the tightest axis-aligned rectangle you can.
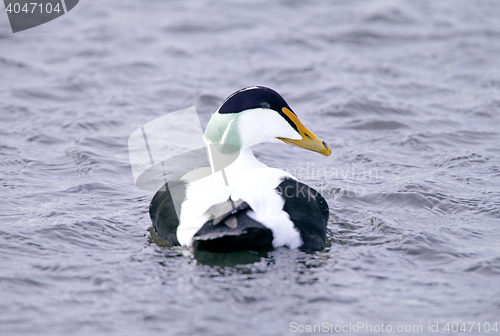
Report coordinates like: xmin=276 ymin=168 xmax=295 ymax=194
xmin=276 ymin=178 xmax=329 ymax=252
xmin=149 ymin=181 xmax=187 ymax=246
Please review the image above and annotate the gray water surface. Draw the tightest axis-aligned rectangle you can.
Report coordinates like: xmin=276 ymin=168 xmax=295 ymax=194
xmin=1 ymin=0 xmax=500 ymax=335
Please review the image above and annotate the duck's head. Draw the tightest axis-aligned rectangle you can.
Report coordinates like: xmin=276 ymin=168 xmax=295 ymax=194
xmin=204 ymin=86 xmax=331 ymax=156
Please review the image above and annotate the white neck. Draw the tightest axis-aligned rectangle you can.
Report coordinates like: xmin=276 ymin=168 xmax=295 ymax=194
xmin=227 ymin=148 xmax=267 ymax=172
xmin=205 ymin=147 xmax=267 ymax=187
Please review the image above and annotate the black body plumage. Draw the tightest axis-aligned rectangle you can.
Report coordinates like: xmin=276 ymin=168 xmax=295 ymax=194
xmin=149 ymin=178 xmax=328 ymax=252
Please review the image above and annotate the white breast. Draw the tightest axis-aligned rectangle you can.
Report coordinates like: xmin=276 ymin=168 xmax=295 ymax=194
xmin=176 ymin=163 xmax=302 ymax=249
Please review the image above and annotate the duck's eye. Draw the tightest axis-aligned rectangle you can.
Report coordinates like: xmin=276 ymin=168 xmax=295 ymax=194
xmin=260 ymin=102 xmax=270 ymax=109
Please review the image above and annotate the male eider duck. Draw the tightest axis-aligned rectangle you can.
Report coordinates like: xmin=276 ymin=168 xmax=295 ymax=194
xmin=149 ymin=86 xmax=331 ymax=252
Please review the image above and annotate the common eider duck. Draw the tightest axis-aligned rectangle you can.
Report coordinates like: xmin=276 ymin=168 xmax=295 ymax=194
xmin=149 ymin=87 xmax=331 ymax=252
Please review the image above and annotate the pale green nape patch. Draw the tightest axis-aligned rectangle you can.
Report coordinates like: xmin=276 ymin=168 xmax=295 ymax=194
xmin=203 ymin=113 xmax=241 ymax=149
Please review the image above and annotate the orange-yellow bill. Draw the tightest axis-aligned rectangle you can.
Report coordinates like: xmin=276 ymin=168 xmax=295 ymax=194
xmin=277 ymin=107 xmax=331 ymax=156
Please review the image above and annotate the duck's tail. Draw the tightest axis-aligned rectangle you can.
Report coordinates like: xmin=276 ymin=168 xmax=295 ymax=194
xmin=193 ymin=202 xmax=273 ymax=252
